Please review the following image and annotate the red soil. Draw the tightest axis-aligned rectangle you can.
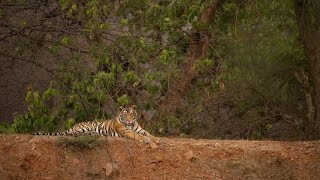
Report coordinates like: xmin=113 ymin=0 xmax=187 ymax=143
xmin=0 ymin=135 xmax=319 ymax=179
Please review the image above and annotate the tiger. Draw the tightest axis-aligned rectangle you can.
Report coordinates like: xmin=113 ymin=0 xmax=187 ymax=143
xmin=33 ymin=105 xmax=154 ymax=143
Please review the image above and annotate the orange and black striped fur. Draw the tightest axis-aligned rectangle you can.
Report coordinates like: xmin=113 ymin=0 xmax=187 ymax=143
xmin=33 ymin=105 xmax=153 ymax=142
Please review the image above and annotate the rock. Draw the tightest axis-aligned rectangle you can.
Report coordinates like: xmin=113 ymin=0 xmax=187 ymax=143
xmin=143 ymin=137 xmax=151 ymax=144
xmin=176 ymin=154 xmax=183 ymax=161
xmin=30 ymin=142 xmax=37 ymax=151
xmin=103 ymin=162 xmax=120 ymax=177
xmin=31 ymin=151 xmax=42 ymax=157
xmin=184 ymin=150 xmax=195 ymax=161
xmin=145 ymin=155 xmax=163 ymax=165
xmin=73 ymin=158 xmax=80 ymax=165
xmin=154 ymin=138 xmax=161 ymax=144
xmin=155 ymin=155 xmax=163 ymax=162
xmin=280 ymin=152 xmax=288 ymax=158
xmin=137 ymin=143 xmax=144 ymax=148
xmin=149 ymin=142 xmax=158 ymax=149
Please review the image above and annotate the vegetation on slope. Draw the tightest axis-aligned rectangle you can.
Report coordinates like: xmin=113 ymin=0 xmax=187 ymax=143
xmin=0 ymin=0 xmax=319 ymax=140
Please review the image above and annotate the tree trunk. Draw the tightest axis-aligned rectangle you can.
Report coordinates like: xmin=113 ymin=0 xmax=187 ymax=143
xmin=294 ymin=0 xmax=320 ymax=139
xmin=159 ymin=1 xmax=224 ymax=117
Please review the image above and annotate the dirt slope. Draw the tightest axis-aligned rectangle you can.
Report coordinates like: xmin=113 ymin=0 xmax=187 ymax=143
xmin=0 ymin=135 xmax=319 ymax=180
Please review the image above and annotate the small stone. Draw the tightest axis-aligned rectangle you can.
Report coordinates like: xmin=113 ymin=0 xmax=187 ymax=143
xmin=103 ymin=162 xmax=120 ymax=177
xmin=169 ymin=144 xmax=175 ymax=147
xmin=184 ymin=150 xmax=195 ymax=161
xmin=73 ymin=158 xmax=80 ymax=164
xmin=149 ymin=163 xmax=156 ymax=170
xmin=280 ymin=152 xmax=288 ymax=158
xmin=153 ymin=138 xmax=161 ymax=144
xmin=31 ymin=151 xmax=42 ymax=157
xmin=176 ymin=154 xmax=182 ymax=161
xmin=30 ymin=142 xmax=37 ymax=151
xmin=149 ymin=142 xmax=158 ymax=149
xmin=137 ymin=143 xmax=144 ymax=148
xmin=155 ymin=155 xmax=163 ymax=162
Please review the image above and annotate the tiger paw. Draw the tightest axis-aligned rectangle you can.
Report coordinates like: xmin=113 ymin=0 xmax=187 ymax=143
xmin=150 ymin=136 xmax=161 ymax=144
xmin=142 ymin=136 xmax=151 ymax=144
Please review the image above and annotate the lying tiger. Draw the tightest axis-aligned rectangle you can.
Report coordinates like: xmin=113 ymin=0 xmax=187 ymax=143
xmin=33 ymin=105 xmax=154 ymax=143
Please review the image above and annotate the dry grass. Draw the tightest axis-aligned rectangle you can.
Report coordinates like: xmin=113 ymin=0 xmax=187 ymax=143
xmin=56 ymin=135 xmax=100 ymax=150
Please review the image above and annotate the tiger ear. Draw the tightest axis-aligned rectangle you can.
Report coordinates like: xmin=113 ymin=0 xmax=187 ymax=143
xmin=119 ymin=106 xmax=124 ymax=111
xmin=131 ymin=105 xmax=137 ymax=110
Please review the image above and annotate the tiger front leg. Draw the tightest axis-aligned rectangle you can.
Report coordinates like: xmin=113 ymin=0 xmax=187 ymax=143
xmin=137 ymin=127 xmax=159 ymax=141
xmin=121 ymin=130 xmax=151 ymax=143
xmin=133 ymin=124 xmax=156 ymax=138
xmin=136 ymin=127 xmax=152 ymax=137
xmin=136 ymin=130 xmax=160 ymax=144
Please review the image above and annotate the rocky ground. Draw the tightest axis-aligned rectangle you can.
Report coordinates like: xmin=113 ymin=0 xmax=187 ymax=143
xmin=0 ymin=134 xmax=319 ymax=179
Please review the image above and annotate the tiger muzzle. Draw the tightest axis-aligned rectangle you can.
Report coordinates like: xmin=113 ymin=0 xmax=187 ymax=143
xmin=126 ymin=122 xmax=135 ymax=129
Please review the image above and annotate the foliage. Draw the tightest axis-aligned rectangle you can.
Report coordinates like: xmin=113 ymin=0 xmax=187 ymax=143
xmin=2 ymin=0 xmax=213 ymax=134
xmin=0 ymin=0 xmax=313 ymax=140
xmin=12 ymin=90 xmax=58 ymax=133
xmin=0 ymin=123 xmax=15 ymax=134
xmin=219 ymin=0 xmax=305 ymax=113
xmin=180 ymin=0 xmax=307 ymax=139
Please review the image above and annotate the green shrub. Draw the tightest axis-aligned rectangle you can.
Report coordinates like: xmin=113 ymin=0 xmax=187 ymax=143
xmin=12 ymin=90 xmax=57 ymax=133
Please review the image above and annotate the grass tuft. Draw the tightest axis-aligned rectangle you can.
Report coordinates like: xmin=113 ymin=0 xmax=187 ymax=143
xmin=56 ymin=135 xmax=100 ymax=150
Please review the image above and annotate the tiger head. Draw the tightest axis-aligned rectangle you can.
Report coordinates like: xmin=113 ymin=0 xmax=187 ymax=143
xmin=117 ymin=105 xmax=138 ymax=130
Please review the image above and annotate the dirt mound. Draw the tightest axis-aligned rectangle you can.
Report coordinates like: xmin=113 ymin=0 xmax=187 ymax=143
xmin=0 ymin=135 xmax=319 ymax=179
